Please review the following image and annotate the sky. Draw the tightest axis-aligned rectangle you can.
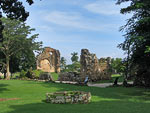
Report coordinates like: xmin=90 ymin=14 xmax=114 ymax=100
xmin=22 ymin=0 xmax=131 ymax=64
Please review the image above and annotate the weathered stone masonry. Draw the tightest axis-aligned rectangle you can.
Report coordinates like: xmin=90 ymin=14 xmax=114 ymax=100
xmin=37 ymin=47 xmax=60 ymax=73
xmin=80 ymin=49 xmax=111 ymax=81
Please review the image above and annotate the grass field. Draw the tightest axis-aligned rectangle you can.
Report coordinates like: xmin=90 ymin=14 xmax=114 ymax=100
xmin=94 ymin=74 xmax=131 ymax=83
xmin=0 ymin=80 xmax=150 ymax=113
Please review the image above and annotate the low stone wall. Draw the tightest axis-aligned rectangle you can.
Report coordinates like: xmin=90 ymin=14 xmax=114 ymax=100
xmin=58 ymin=72 xmax=80 ymax=82
xmin=46 ymin=91 xmax=91 ymax=104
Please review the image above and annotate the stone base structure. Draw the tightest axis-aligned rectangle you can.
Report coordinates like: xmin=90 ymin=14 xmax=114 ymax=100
xmin=58 ymin=72 xmax=80 ymax=82
xmin=46 ymin=91 xmax=91 ymax=104
xmin=37 ymin=47 xmax=60 ymax=73
xmin=80 ymin=49 xmax=111 ymax=81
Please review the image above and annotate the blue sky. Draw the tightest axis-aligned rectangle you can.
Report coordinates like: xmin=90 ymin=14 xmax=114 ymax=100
xmin=23 ymin=0 xmax=130 ymax=64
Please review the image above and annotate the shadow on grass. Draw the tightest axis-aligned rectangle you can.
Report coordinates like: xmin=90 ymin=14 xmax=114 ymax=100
xmin=0 ymin=83 xmax=9 ymax=93
xmin=26 ymin=81 xmax=150 ymax=102
xmin=7 ymin=99 xmax=150 ymax=113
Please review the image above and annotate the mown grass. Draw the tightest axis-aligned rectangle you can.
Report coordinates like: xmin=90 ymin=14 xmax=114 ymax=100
xmin=0 ymin=80 xmax=150 ymax=113
xmin=95 ymin=74 xmax=127 ymax=83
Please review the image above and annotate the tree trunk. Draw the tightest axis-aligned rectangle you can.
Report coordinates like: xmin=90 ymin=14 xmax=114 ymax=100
xmin=6 ymin=57 xmax=10 ymax=80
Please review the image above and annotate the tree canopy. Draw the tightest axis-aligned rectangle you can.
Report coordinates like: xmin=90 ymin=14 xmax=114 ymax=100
xmin=60 ymin=57 xmax=67 ymax=72
xmin=0 ymin=0 xmax=34 ymax=42
xmin=117 ymin=0 xmax=150 ymax=86
xmin=111 ymin=58 xmax=125 ymax=74
xmin=0 ymin=17 xmax=42 ymax=79
xmin=71 ymin=52 xmax=79 ymax=63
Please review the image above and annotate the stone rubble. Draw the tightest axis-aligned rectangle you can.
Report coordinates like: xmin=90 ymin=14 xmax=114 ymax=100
xmin=46 ymin=91 xmax=91 ymax=104
xmin=58 ymin=72 xmax=80 ymax=82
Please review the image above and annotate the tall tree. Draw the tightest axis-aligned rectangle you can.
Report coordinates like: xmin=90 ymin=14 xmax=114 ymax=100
xmin=71 ymin=52 xmax=79 ymax=63
xmin=117 ymin=0 xmax=150 ymax=86
xmin=0 ymin=17 xmax=42 ymax=79
xmin=0 ymin=0 xmax=34 ymax=42
xmin=111 ymin=58 xmax=124 ymax=74
xmin=60 ymin=57 xmax=67 ymax=72
xmin=70 ymin=52 xmax=80 ymax=72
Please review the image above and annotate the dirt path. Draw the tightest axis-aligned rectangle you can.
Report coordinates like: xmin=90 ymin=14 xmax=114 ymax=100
xmin=88 ymin=82 xmax=133 ymax=88
xmin=55 ymin=80 xmax=133 ymax=88
xmin=0 ymin=98 xmax=20 ymax=102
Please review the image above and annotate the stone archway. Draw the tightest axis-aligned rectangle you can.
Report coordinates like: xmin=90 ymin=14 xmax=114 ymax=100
xmin=36 ymin=47 xmax=60 ymax=73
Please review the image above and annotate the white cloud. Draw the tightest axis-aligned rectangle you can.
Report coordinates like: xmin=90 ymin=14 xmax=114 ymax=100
xmin=44 ymin=11 xmax=81 ymax=27
xmin=43 ymin=11 xmax=118 ymax=32
xmin=84 ymin=0 xmax=127 ymax=15
xmin=37 ymin=25 xmax=54 ymax=32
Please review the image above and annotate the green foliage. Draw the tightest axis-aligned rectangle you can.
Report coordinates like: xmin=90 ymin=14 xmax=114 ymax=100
xmin=0 ymin=0 xmax=34 ymax=21
xmin=25 ymin=68 xmax=36 ymax=79
xmin=0 ymin=17 xmax=42 ymax=79
xmin=18 ymin=69 xmax=43 ymax=79
xmin=0 ymin=0 xmax=34 ymax=42
xmin=111 ymin=74 xmax=121 ymax=78
xmin=71 ymin=52 xmax=79 ymax=63
xmin=17 ymin=70 xmax=59 ymax=80
xmin=20 ymin=70 xmax=26 ymax=78
xmin=64 ymin=62 xmax=80 ymax=73
xmin=51 ymin=72 xmax=59 ymax=81
xmin=95 ymin=74 xmax=122 ymax=83
xmin=111 ymin=58 xmax=125 ymax=74
xmin=11 ymin=72 xmax=20 ymax=79
xmin=0 ymin=80 xmax=150 ymax=113
xmin=60 ymin=57 xmax=67 ymax=72
xmin=60 ymin=54 xmax=80 ymax=73
xmin=117 ymin=0 xmax=150 ymax=86
xmin=32 ymin=69 xmax=43 ymax=78
xmin=145 ymin=46 xmax=150 ymax=53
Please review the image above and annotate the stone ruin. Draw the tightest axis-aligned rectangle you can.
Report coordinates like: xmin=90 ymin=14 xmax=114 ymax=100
xmin=80 ymin=49 xmax=112 ymax=81
xmin=58 ymin=72 xmax=80 ymax=82
xmin=46 ymin=91 xmax=91 ymax=104
xmin=37 ymin=47 xmax=60 ymax=73
xmin=58 ymin=49 xmax=112 ymax=82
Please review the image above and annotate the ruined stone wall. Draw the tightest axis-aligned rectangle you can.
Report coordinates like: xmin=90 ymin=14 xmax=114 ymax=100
xmin=80 ymin=49 xmax=111 ymax=81
xmin=58 ymin=72 xmax=80 ymax=82
xmin=37 ymin=47 xmax=60 ymax=73
xmin=99 ymin=57 xmax=112 ymax=80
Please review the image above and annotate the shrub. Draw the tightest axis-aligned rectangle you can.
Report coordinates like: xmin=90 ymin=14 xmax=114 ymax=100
xmin=32 ymin=69 xmax=43 ymax=78
xmin=39 ymin=72 xmax=53 ymax=81
xmin=51 ymin=72 xmax=59 ymax=81
xmin=25 ymin=68 xmax=36 ymax=79
xmin=20 ymin=70 xmax=26 ymax=78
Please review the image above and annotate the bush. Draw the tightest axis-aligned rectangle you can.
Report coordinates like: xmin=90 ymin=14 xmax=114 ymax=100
xmin=39 ymin=72 xmax=53 ymax=81
xmin=32 ymin=69 xmax=43 ymax=78
xmin=25 ymin=68 xmax=36 ymax=79
xmin=20 ymin=70 xmax=26 ymax=78
xmin=51 ymin=72 xmax=59 ymax=81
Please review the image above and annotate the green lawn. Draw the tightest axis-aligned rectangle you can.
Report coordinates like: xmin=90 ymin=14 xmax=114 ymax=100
xmin=94 ymin=74 xmax=129 ymax=83
xmin=0 ymin=80 xmax=150 ymax=113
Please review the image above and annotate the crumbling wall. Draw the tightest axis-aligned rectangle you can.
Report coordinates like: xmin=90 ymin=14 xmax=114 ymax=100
xmin=37 ymin=47 xmax=60 ymax=73
xmin=58 ymin=72 xmax=80 ymax=82
xmin=80 ymin=49 xmax=111 ymax=81
xmin=99 ymin=57 xmax=112 ymax=80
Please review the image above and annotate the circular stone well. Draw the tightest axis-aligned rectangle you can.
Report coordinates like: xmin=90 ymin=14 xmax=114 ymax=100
xmin=46 ymin=91 xmax=91 ymax=104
